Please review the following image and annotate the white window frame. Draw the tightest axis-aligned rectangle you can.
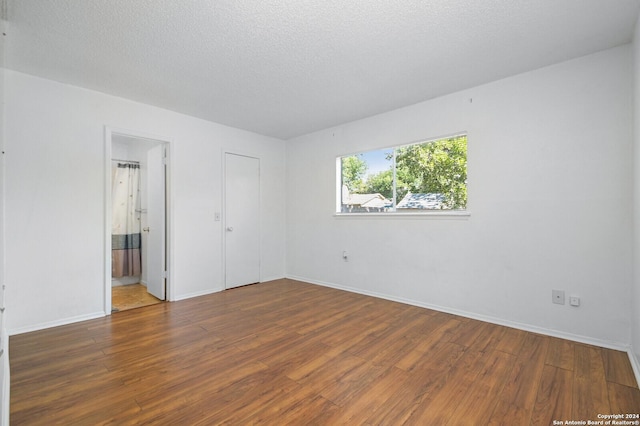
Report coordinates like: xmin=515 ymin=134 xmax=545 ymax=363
xmin=335 ymin=133 xmax=470 ymax=218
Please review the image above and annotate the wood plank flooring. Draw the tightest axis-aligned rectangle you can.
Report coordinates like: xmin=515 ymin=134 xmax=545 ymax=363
xmin=10 ymin=279 xmax=640 ymax=425
xmin=112 ymin=283 xmax=163 ymax=312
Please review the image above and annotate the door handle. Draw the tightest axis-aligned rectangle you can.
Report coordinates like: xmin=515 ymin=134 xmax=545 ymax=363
xmin=226 ymin=226 xmax=234 ymax=231
xmin=143 ymin=227 xmax=150 ymax=232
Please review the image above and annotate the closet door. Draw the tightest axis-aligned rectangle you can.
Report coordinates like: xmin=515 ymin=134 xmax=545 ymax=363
xmin=224 ymin=153 xmax=260 ymax=289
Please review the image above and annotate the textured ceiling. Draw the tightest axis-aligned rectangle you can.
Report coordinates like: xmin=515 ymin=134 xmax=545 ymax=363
xmin=5 ymin=0 xmax=640 ymax=139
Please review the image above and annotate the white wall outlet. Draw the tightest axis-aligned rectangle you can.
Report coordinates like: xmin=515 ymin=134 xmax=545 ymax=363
xmin=214 ymin=212 xmax=221 ymax=221
xmin=569 ymin=296 xmax=580 ymax=307
xmin=552 ymin=289 xmax=565 ymax=305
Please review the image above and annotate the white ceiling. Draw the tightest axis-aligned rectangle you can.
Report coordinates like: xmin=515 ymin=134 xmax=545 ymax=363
xmin=5 ymin=0 xmax=640 ymax=140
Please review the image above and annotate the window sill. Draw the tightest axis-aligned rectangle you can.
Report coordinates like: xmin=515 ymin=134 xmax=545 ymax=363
xmin=333 ymin=211 xmax=470 ymax=219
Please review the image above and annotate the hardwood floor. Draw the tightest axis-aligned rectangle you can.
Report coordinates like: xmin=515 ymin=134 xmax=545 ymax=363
xmin=10 ymin=279 xmax=640 ymax=425
xmin=112 ymin=283 xmax=163 ymax=312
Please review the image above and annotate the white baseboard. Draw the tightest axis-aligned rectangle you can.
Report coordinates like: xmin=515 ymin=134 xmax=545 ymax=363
xmin=628 ymin=350 xmax=640 ymax=387
xmin=111 ymin=276 xmax=140 ymax=287
xmin=173 ymin=287 xmax=223 ymax=301
xmin=286 ymin=275 xmax=631 ymax=353
xmin=260 ymin=275 xmax=286 ymax=283
xmin=8 ymin=311 xmax=105 ymax=336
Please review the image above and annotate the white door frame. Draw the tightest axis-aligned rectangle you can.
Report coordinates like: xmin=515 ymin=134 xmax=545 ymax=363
xmin=222 ymin=150 xmax=261 ymax=289
xmin=104 ymin=126 xmax=174 ymax=315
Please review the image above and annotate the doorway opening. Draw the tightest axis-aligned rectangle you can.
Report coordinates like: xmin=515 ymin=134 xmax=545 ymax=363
xmin=112 ymin=283 xmax=162 ymax=312
xmin=105 ymin=128 xmax=171 ymax=314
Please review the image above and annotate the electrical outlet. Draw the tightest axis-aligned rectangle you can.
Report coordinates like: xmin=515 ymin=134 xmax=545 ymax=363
xmin=569 ymin=296 xmax=580 ymax=307
xmin=552 ymin=289 xmax=565 ymax=305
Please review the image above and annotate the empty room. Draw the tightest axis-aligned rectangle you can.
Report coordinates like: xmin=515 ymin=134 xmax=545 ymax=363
xmin=1 ymin=0 xmax=640 ymax=424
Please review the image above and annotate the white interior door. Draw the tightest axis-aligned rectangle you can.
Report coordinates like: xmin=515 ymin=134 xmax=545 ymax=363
xmin=225 ymin=153 xmax=260 ymax=289
xmin=145 ymin=144 xmax=166 ymax=299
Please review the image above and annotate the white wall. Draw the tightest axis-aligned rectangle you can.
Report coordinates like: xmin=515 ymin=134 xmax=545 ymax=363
xmin=5 ymin=70 xmax=286 ymax=333
xmin=632 ymin=15 xmax=640 ymax=373
xmin=286 ymin=45 xmax=634 ymax=348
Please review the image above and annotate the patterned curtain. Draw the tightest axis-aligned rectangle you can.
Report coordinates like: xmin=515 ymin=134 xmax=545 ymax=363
xmin=112 ymin=163 xmax=141 ymax=278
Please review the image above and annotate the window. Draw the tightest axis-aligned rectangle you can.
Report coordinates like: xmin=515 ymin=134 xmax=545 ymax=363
xmin=338 ymin=134 xmax=467 ymax=213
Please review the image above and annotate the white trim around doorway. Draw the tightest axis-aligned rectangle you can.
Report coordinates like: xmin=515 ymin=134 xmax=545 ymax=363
xmin=104 ymin=126 xmax=174 ymax=316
